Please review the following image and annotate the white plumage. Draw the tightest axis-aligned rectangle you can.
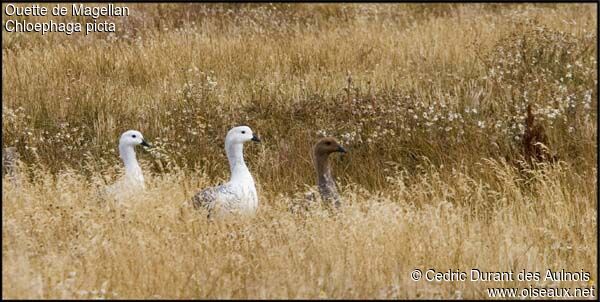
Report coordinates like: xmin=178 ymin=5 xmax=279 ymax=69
xmin=192 ymin=126 xmax=261 ymax=218
xmin=104 ymin=130 xmax=150 ymax=200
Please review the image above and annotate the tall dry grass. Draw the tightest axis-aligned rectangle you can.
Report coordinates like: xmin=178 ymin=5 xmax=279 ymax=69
xmin=2 ymin=3 xmax=597 ymax=299
xmin=3 ymin=160 xmax=596 ymax=299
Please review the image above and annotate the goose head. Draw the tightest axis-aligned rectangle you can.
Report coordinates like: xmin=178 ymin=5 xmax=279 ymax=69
xmin=314 ymin=137 xmax=346 ymax=157
xmin=226 ymin=126 xmax=260 ymax=145
xmin=119 ymin=130 xmax=151 ymax=148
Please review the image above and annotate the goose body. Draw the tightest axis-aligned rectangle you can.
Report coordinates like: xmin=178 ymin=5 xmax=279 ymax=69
xmin=291 ymin=137 xmax=347 ymax=213
xmin=3 ymin=147 xmax=21 ymax=185
xmin=192 ymin=126 xmax=260 ymax=217
xmin=105 ymin=130 xmax=150 ymax=199
xmin=312 ymin=137 xmax=346 ymax=208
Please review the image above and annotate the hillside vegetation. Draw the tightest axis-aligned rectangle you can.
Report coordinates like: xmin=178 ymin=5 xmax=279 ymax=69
xmin=2 ymin=3 xmax=597 ymax=299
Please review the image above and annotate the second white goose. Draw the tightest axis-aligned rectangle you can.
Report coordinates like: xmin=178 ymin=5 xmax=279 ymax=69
xmin=191 ymin=125 xmax=261 ymax=218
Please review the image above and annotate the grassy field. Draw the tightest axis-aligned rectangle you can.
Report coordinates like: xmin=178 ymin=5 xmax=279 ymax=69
xmin=2 ymin=3 xmax=597 ymax=299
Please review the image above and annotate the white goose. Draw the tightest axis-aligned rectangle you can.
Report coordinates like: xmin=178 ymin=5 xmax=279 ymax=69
xmin=105 ymin=130 xmax=151 ymax=199
xmin=192 ymin=125 xmax=261 ymax=218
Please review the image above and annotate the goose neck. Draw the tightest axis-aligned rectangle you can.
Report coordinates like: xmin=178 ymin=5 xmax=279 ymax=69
xmin=226 ymin=141 xmax=252 ymax=183
xmin=119 ymin=144 xmax=143 ymax=182
xmin=315 ymin=153 xmax=334 ymax=187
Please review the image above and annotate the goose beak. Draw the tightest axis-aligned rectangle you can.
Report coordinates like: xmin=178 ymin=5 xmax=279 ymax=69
xmin=337 ymin=146 xmax=347 ymax=153
xmin=251 ymin=134 xmax=261 ymax=143
xmin=141 ymin=139 xmax=151 ymax=147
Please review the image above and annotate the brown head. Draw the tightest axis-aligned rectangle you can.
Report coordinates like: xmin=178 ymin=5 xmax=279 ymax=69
xmin=313 ymin=137 xmax=347 ymax=157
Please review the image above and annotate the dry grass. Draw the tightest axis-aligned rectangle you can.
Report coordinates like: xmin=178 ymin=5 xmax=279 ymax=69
xmin=2 ymin=3 xmax=597 ymax=299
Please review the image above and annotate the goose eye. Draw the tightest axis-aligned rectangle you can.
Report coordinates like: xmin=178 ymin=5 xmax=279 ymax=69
xmin=241 ymin=131 xmax=246 ymax=134
xmin=132 ymin=135 xmax=137 ymax=138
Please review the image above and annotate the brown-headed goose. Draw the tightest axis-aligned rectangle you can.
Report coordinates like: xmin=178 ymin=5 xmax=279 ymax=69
xmin=307 ymin=137 xmax=347 ymax=208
